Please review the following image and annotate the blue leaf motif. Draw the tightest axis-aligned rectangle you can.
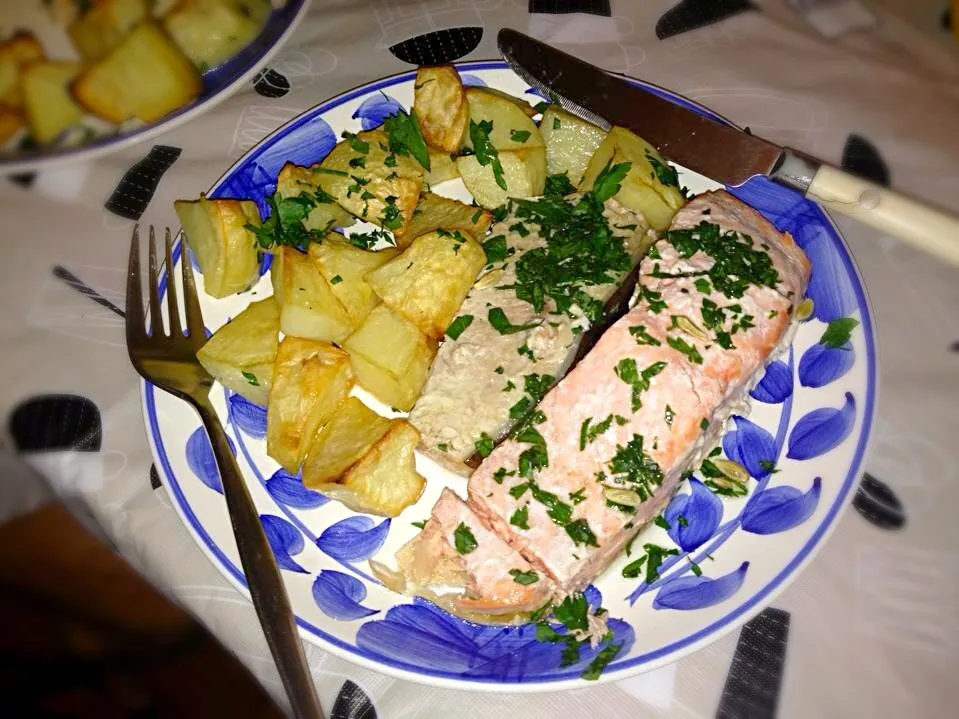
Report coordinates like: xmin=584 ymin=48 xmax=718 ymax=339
xmin=258 ymin=251 xmax=272 ymax=277
xmin=583 ymin=584 xmax=602 ymax=612
xmin=352 ymin=93 xmax=403 ymax=130
xmin=798 ymin=228 xmax=857 ymax=323
xmin=228 ymin=393 xmax=267 ymax=438
xmin=312 ymin=570 xmax=378 ymax=621
xmin=249 ymin=117 xmax=337 ymax=177
xmin=664 ymin=479 xmax=722 ymax=552
xmin=459 ymin=73 xmax=487 ymax=87
xmin=317 ymin=516 xmax=390 ymax=563
xmin=653 ymin=562 xmax=749 ymax=611
xmin=260 ymin=514 xmax=307 ymax=573
xmin=798 ymin=343 xmax=855 ymax=388
xmin=265 ymin=469 xmax=328 ymax=509
xmin=749 ymin=360 xmax=793 ymax=404
xmin=722 ymin=416 xmax=777 ymax=479
xmin=525 ymin=86 xmax=548 ymax=100
xmin=786 ymin=392 xmax=856 ymax=461
xmin=185 ymin=426 xmax=235 ymax=494
xmin=742 ymin=478 xmax=822 ymax=535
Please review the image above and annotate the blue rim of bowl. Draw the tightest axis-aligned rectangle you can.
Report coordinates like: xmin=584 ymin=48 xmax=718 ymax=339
xmin=0 ymin=0 xmax=310 ymax=176
xmin=143 ymin=60 xmax=878 ymax=689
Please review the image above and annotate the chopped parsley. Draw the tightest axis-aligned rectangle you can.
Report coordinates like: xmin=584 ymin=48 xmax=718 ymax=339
xmin=528 ymin=481 xmax=571 ymax=524
xmin=582 ymin=643 xmax=623 ymax=681
xmin=494 ymin=366 xmax=504 ymax=374
xmin=667 ymin=335 xmax=704 ymax=364
xmin=342 ymin=131 xmax=370 ymax=154
xmin=510 ymin=129 xmax=531 ymax=143
xmin=488 ymin=307 xmax=541 ymax=335
xmin=569 ymin=488 xmax=587 ymax=504
xmin=474 ymin=432 xmax=494 ymax=458
xmin=565 ymin=518 xmax=598 ymax=547
xmin=518 ymin=343 xmax=536 ymax=360
xmin=411 ymin=520 xmax=427 ymax=529
xmin=579 ymin=414 xmax=614 ymax=450
xmin=700 ymin=417 xmax=710 ymax=430
xmin=329 ymin=274 xmax=343 ymax=285
xmin=347 ymin=227 xmax=394 ymax=250
xmin=436 ymin=443 xmax=448 ymax=452
xmin=510 ymin=505 xmax=530 ymax=529
xmin=241 ymin=371 xmax=259 ymax=386
xmin=608 ymin=435 xmax=664 ymax=501
xmin=614 ymin=359 xmax=668 ymax=411
xmin=552 ymin=117 xmax=561 ymax=130
xmin=629 ymin=325 xmax=661 ymax=346
xmin=654 ymin=515 xmax=670 ymax=530
xmin=637 ymin=285 xmax=667 ymax=313
xmin=493 ymin=467 xmax=514 ymax=484
xmin=544 ymin=173 xmax=576 ymax=197
xmin=820 ymin=317 xmax=859 ymax=348
xmin=664 ymin=404 xmax=674 ymax=426
xmin=380 ymin=195 xmax=403 ymax=230
xmin=622 ymin=543 xmax=679 ymax=582
xmin=591 ymin=160 xmax=631 ymax=204
xmin=453 ymin=522 xmax=478 ymax=554
xmin=509 ymin=568 xmax=539 ymax=585
xmin=245 ymin=191 xmax=326 ymax=251
xmin=645 ymin=150 xmax=688 ymax=198
xmin=469 ymin=119 xmax=506 ymax=190
xmin=482 ymin=234 xmax=510 ymax=263
xmin=383 ymin=108 xmax=430 ymax=170
xmin=445 ymin=314 xmax=473 ymax=340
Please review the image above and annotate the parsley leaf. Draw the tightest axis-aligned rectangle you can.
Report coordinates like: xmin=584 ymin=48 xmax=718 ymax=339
xmin=510 ymin=129 xmax=531 ymax=143
xmin=509 ymin=568 xmax=539 ymax=585
xmin=453 ymin=522 xmax=477 ymax=554
xmin=488 ymin=307 xmax=540 ymax=335
xmin=565 ymin=518 xmax=598 ymax=547
xmin=474 ymin=432 xmax=494 ymax=458
xmin=591 ymin=160 xmax=632 ymax=204
xmin=445 ymin=314 xmax=473 ymax=340
xmin=629 ymin=325 xmax=661 ymax=346
xmin=544 ymin=173 xmax=576 ymax=197
xmin=820 ymin=317 xmax=859 ymax=348
xmin=482 ymin=234 xmax=510 ymax=263
xmin=470 ymin=119 xmax=507 ymax=191
xmin=241 ymin=371 xmax=259 ymax=386
xmin=667 ymin=335 xmax=704 ymax=364
xmin=245 ymin=191 xmax=325 ymax=251
xmin=582 ymin=643 xmax=623 ymax=681
xmin=510 ymin=505 xmax=530 ymax=530
xmin=384 ymin=108 xmax=430 ymax=170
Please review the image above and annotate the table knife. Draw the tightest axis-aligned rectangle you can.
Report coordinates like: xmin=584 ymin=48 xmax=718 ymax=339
xmin=498 ymin=29 xmax=959 ymax=265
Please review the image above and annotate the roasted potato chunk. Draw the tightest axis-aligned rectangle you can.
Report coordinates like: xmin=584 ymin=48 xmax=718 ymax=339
xmin=0 ymin=31 xmax=45 ymax=108
xmin=314 ymin=129 xmax=424 ymax=234
xmin=267 ymin=337 xmax=353 ymax=472
xmin=74 ymin=21 xmax=202 ymax=124
xmin=540 ymin=106 xmax=607 ymax=185
xmin=580 ymin=126 xmax=686 ymax=231
xmin=307 ymin=235 xmax=397 ymax=326
xmin=344 ymin=304 xmax=436 ymax=377
xmin=275 ymin=162 xmax=355 ymax=233
xmin=366 ymin=230 xmax=486 ymax=338
xmin=425 ymin=151 xmax=459 ymax=187
xmin=413 ymin=65 xmax=468 ymax=153
xmin=174 ymin=195 xmax=261 ymax=298
xmin=347 ymin=335 xmax=436 ymax=412
xmin=463 ymin=87 xmax=544 ymax=152
xmin=455 ymin=147 xmax=547 ymax=209
xmin=163 ymin=0 xmax=262 ymax=70
xmin=196 ymin=297 xmax=279 ymax=406
xmin=68 ymin=0 xmax=149 ymax=62
xmin=271 ymin=245 xmax=353 ymax=342
xmin=301 ymin=397 xmax=392 ymax=486
xmin=316 ymin=421 xmax=425 ymax=517
xmin=0 ymin=105 xmax=23 ymax=145
xmin=394 ymin=192 xmax=491 ymax=249
xmin=21 ymin=62 xmax=84 ymax=145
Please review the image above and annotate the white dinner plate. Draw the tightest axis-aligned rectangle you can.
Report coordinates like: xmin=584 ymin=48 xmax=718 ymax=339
xmin=142 ymin=62 xmax=877 ymax=691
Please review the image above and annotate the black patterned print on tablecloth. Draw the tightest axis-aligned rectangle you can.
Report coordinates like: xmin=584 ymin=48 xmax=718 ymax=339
xmin=150 ymin=464 xmax=162 ymax=490
xmin=943 ymin=7 xmax=953 ymax=30
xmin=8 ymin=172 xmax=36 ymax=188
xmin=529 ymin=0 xmax=611 ymax=16
xmin=841 ymin=134 xmax=890 ymax=187
xmin=853 ymin=472 xmax=905 ymax=530
xmin=253 ymin=68 xmax=290 ymax=98
xmin=53 ymin=265 xmax=126 ymax=318
xmin=104 ymin=145 xmax=182 ymax=221
xmin=656 ymin=0 xmax=757 ymax=40
xmin=716 ymin=608 xmax=790 ymax=719
xmin=390 ymin=27 xmax=483 ymax=66
xmin=331 ymin=680 xmax=376 ymax=719
xmin=9 ymin=395 xmax=102 ymax=452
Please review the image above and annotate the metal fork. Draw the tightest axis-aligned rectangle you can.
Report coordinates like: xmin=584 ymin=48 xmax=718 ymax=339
xmin=126 ymin=227 xmax=325 ymax=719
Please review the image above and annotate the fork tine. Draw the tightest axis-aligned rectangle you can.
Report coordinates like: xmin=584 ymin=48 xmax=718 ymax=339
xmin=164 ymin=228 xmax=182 ymax=337
xmin=180 ymin=240 xmax=205 ymax=344
xmin=148 ymin=227 xmax=164 ymax=337
xmin=126 ymin=225 xmax=145 ymax=344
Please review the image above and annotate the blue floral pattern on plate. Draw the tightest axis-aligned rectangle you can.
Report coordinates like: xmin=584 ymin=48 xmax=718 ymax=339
xmin=143 ymin=62 xmax=877 ymax=689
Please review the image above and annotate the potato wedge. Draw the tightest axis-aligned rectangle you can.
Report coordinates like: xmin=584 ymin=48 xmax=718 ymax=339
xmin=174 ymin=195 xmax=261 ymax=298
xmin=275 ymin=162 xmax=355 ymax=233
xmin=344 ymin=304 xmax=436 ymax=377
xmin=366 ymin=230 xmax=486 ymax=338
xmin=476 ymin=86 xmax=538 ymax=118
xmin=307 ymin=235 xmax=397 ymax=326
xmin=455 ymin=146 xmax=547 ymax=209
xmin=394 ymin=192 xmax=491 ymax=249
xmin=540 ymin=106 xmax=607 ymax=185
xmin=196 ymin=296 xmax=279 ymax=406
xmin=163 ymin=0 xmax=262 ymax=70
xmin=267 ymin=337 xmax=353 ymax=472
xmin=0 ymin=105 xmax=23 ymax=145
xmin=314 ymin=128 xmax=424 ymax=234
xmin=463 ymin=87 xmax=544 ymax=151
xmin=74 ymin=21 xmax=202 ymax=124
xmin=301 ymin=396 xmax=392 ymax=486
xmin=413 ymin=65 xmax=468 ymax=153
xmin=316 ymin=421 xmax=425 ymax=517
xmin=0 ymin=31 xmax=45 ymax=108
xmin=271 ymin=245 xmax=353 ymax=342
xmin=21 ymin=62 xmax=84 ymax=145
xmin=426 ymin=151 xmax=458 ymax=186
xmin=348 ymin=334 xmax=435 ymax=412
xmin=68 ymin=0 xmax=149 ymax=62
xmin=580 ymin=126 xmax=686 ymax=231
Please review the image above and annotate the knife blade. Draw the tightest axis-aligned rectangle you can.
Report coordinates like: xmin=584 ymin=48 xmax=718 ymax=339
xmin=498 ymin=28 xmax=959 ymax=266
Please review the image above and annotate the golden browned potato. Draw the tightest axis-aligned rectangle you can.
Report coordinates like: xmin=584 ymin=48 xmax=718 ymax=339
xmin=174 ymin=195 xmax=261 ymax=298
xmin=347 ymin=335 xmax=435 ymax=413
xmin=455 ymin=146 xmax=547 ymax=209
xmin=301 ymin=396 xmax=392 ymax=487
xmin=307 ymin=234 xmax=397 ymax=326
xmin=580 ymin=126 xmax=686 ymax=231
xmin=425 ymin=151 xmax=459 ymax=187
xmin=73 ymin=21 xmax=202 ymax=124
xmin=266 ymin=337 xmax=353 ymax=472
xmin=463 ymin=87 xmax=544 ymax=152
xmin=366 ymin=230 xmax=486 ymax=338
xmin=0 ymin=105 xmax=23 ymax=144
xmin=68 ymin=0 xmax=149 ymax=62
xmin=196 ymin=296 xmax=279 ymax=406
xmin=344 ymin=304 xmax=435 ymax=376
xmin=270 ymin=245 xmax=353 ymax=342
xmin=0 ymin=31 xmax=45 ymax=108
xmin=163 ymin=0 xmax=262 ymax=70
xmin=394 ymin=192 xmax=491 ymax=249
xmin=475 ymin=86 xmax=538 ymax=118
xmin=313 ymin=128 xmax=424 ymax=234
xmin=275 ymin=162 xmax=355 ymax=233
xmin=316 ymin=421 xmax=425 ymax=517
xmin=21 ymin=62 xmax=84 ymax=145
xmin=413 ymin=65 xmax=468 ymax=153
xmin=540 ymin=106 xmax=607 ymax=185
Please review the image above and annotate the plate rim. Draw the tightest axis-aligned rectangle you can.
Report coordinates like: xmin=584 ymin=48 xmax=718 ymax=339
xmin=0 ymin=0 xmax=311 ymax=176
xmin=143 ymin=60 xmax=879 ymax=691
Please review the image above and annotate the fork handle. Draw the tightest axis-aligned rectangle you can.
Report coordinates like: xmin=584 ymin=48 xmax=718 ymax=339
xmin=195 ymin=401 xmax=325 ymax=719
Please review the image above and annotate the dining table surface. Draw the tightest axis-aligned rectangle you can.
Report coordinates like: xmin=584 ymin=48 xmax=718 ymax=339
xmin=1 ymin=1 xmax=957 ymax=717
